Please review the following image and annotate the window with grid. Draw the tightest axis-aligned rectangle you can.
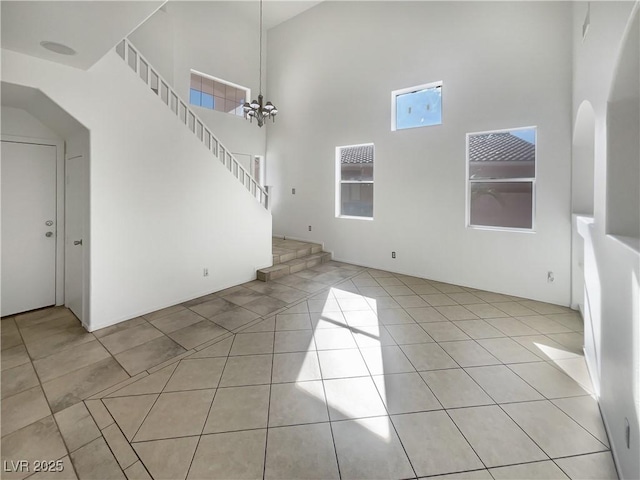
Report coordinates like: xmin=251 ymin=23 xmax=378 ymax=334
xmin=189 ymin=71 xmax=249 ymax=117
xmin=336 ymin=144 xmax=374 ymax=219
xmin=467 ymin=127 xmax=536 ymax=230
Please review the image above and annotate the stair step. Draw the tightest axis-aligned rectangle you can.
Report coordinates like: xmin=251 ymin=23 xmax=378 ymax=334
xmin=258 ymin=243 xmax=331 ymax=282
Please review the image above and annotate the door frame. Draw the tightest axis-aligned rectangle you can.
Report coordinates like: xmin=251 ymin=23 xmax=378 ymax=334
xmin=1 ymin=134 xmax=65 ymax=307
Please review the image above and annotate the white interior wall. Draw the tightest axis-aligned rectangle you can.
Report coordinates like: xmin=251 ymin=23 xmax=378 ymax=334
xmin=572 ymin=2 xmax=639 ymax=479
xmin=129 ymin=2 xmax=267 ymax=158
xmin=267 ymin=1 xmax=573 ymax=305
xmin=1 ymin=106 xmax=62 ymax=141
xmin=1 ymin=47 xmax=272 ymax=331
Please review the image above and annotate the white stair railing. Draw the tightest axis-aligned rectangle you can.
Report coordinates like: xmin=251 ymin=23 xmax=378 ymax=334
xmin=115 ymin=39 xmax=269 ymax=209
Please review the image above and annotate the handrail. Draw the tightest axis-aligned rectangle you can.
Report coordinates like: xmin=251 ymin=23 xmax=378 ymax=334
xmin=115 ymin=39 xmax=269 ymax=209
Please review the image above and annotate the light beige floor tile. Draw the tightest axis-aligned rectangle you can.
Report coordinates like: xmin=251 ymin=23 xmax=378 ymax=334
xmin=265 ymin=423 xmax=339 ymax=480
xmin=99 ymin=323 xmax=165 ymax=356
xmin=436 ymin=306 xmax=479 ymax=321
xmin=392 ymin=410 xmax=483 ymax=477
xmin=115 ymin=337 xmax=187 ymax=376
xmin=508 ymin=362 xmax=589 ymax=398
xmin=546 ymin=332 xmax=584 ymax=355
xmin=405 ymin=307 xmax=448 ymax=323
xmin=148 ymin=309 xmax=205 ymax=334
xmin=93 ymin=317 xmax=147 ymax=339
xmin=124 ymin=461 xmax=152 ymax=480
xmin=25 ymin=326 xmax=95 ymax=360
xmin=283 ymin=301 xmax=309 ymax=314
xmin=422 ymin=294 xmax=459 ymax=307
xmin=426 ymin=470 xmax=493 ymax=479
xmin=143 ymin=305 xmax=187 ymax=322
xmin=103 ymin=423 xmax=138 ymax=469
xmin=243 ymin=296 xmax=288 ymax=316
xmin=357 ymin=286 xmax=389 ymax=298
xmin=394 ymin=294 xmax=429 ymax=308
xmin=476 ymin=337 xmax=542 ymax=363
xmin=43 ymin=358 xmax=130 ymax=413
xmin=188 ymin=298 xmax=236 ymax=319
xmin=385 ymin=323 xmax=434 ymax=345
xmin=421 ymin=369 xmax=493 ymax=408
xmin=517 ymin=315 xmax=573 ymax=334
xmin=400 ymin=343 xmax=458 ymax=371
xmin=2 ymin=386 xmax=51 ymax=437
xmin=448 ymin=405 xmax=547 ymax=467
xmin=14 ymin=307 xmax=71 ymax=329
xmin=33 ymin=340 xmax=111 ymax=383
xmin=2 ymin=362 xmax=39 ymax=399
xmin=545 ymin=313 xmax=584 ymax=332
xmin=382 ymin=285 xmax=414 ymax=297
xmin=272 ymin=351 xmax=321 ymax=383
xmin=103 ymin=394 xmax=158 ymax=441
xmin=367 ymin=296 xmax=402 ymax=309
xmin=332 ymin=416 xmax=414 ymax=479
xmin=337 ymin=297 xmax=372 ymax=312
xmin=360 ymin=345 xmax=415 ymax=375
xmin=324 ymin=377 xmax=387 ymax=420
xmin=421 ymin=322 xmax=470 ymax=341
xmin=313 ymin=328 xmax=357 ymax=350
xmin=512 ymin=335 xmax=579 ymax=361
xmin=373 ymin=372 xmax=441 ymax=414
xmin=188 ymin=429 xmax=267 ymax=480
xmin=54 ymin=402 xmax=101 ymax=452
xmin=311 ymin=310 xmax=350 ymax=329
xmin=552 ymin=357 xmax=595 ymax=394
xmin=473 ymin=292 xmax=513 ymax=303
xmin=20 ymin=316 xmax=80 ymax=344
xmin=376 ymin=276 xmax=405 ymax=287
xmin=446 ymin=292 xmax=484 ymax=305
xmin=501 ymin=400 xmax=608 ymax=458
xmin=343 ymin=310 xmax=380 ymax=327
xmin=1 ymin=344 xmax=30 ymax=371
xmin=134 ymin=389 xmax=215 ymax=441
xmin=70 ymin=437 xmax=125 ymax=479
xmin=554 ymin=452 xmax=618 ymax=480
xmin=221 ymin=289 xmax=265 ymax=307
xmin=269 ymin=381 xmax=328 ymax=426
xmin=241 ymin=317 xmax=276 ymax=333
xmin=1 ymin=320 xmax=23 ymax=351
xmin=203 ymin=385 xmax=270 ymax=433
xmin=408 ymin=283 xmax=440 ymax=295
xmin=440 ymin=340 xmax=500 ymax=367
xmin=552 ymin=396 xmax=609 ymax=446
xmin=352 ymin=325 xmax=397 ymax=348
xmin=485 ymin=317 xmax=540 ymax=336
xmin=490 ymin=460 xmax=569 ymax=479
xmin=219 ymin=354 xmax=272 ymax=387
xmin=317 ymin=349 xmax=368 ymax=379
xmin=168 ymin=320 xmax=228 ymax=350
xmin=464 ymin=303 xmax=510 ymax=319
xmin=107 ymin=364 xmax=177 ymax=397
xmin=275 ymin=313 xmax=312 ymax=331
xmin=489 ymin=302 xmax=538 ymax=317
xmin=307 ymin=297 xmax=340 ymax=313
xmin=211 ymin=307 xmax=261 ymax=332
xmin=163 ymin=358 xmax=226 ymax=392
xmin=453 ymin=320 xmax=506 ymax=339
xmin=432 ymin=283 xmax=466 ymax=294
xmin=133 ymin=436 xmax=199 ymax=480
xmin=519 ymin=300 xmax=568 ymax=315
xmin=28 ymin=455 xmax=77 ymax=480
xmin=1 ymin=416 xmax=67 ymax=480
xmin=376 ymin=308 xmax=414 ymax=325
xmin=465 ymin=365 xmax=544 ymax=403
xmin=85 ymin=399 xmax=115 ymax=429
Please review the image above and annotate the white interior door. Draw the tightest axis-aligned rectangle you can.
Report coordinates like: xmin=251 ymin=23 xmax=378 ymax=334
xmin=1 ymin=141 xmax=57 ymax=316
xmin=65 ymin=154 xmax=84 ymax=321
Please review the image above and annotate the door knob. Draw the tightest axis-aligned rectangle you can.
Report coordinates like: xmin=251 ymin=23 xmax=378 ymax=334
xmin=45 ymin=232 xmax=53 ymax=237
xmin=73 ymin=240 xmax=83 ymax=246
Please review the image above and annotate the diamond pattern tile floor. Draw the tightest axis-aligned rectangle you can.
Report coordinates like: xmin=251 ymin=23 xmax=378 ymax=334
xmin=1 ymin=260 xmax=616 ymax=479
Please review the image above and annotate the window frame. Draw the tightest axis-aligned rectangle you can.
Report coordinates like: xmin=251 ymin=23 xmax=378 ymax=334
xmin=465 ymin=126 xmax=537 ymax=233
xmin=189 ymin=69 xmax=251 ymax=117
xmin=335 ymin=143 xmax=375 ymax=220
xmin=391 ymin=80 xmax=443 ymax=132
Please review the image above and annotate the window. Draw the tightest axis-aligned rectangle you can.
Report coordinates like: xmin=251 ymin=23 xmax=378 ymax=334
xmin=189 ymin=70 xmax=250 ymax=117
xmin=467 ymin=127 xmax=536 ymax=230
xmin=391 ymin=81 xmax=442 ymax=131
xmin=336 ymin=144 xmax=374 ymax=219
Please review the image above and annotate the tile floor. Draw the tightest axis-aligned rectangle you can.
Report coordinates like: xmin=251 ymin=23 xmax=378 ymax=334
xmin=1 ymin=261 xmax=619 ymax=479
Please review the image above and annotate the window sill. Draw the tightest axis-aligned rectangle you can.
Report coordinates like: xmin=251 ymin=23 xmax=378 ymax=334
xmin=467 ymin=224 xmax=535 ymax=234
xmin=337 ymin=215 xmax=374 ymax=221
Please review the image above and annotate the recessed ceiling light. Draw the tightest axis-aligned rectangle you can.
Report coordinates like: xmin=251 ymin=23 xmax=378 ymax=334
xmin=40 ymin=41 xmax=76 ymax=56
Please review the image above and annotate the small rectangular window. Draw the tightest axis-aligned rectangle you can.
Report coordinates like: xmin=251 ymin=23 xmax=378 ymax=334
xmin=392 ymin=81 xmax=442 ymax=131
xmin=336 ymin=144 xmax=374 ymax=219
xmin=189 ymin=70 xmax=249 ymax=117
xmin=467 ymin=127 xmax=536 ymax=231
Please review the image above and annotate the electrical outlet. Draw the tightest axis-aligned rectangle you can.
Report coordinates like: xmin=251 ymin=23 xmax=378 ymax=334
xmin=292 ymin=188 xmax=296 ymax=194
xmin=392 ymin=251 xmax=396 ymax=259
xmin=203 ymin=268 xmax=209 ymax=277
xmin=547 ymin=271 xmax=554 ymax=283
xmin=308 ymin=225 xmax=312 ymax=231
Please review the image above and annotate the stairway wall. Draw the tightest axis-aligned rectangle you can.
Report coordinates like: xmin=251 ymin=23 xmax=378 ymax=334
xmin=1 ymin=48 xmax=272 ymax=331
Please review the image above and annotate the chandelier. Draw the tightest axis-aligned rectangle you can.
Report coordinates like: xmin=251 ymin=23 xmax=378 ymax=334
xmin=244 ymin=0 xmax=277 ymax=127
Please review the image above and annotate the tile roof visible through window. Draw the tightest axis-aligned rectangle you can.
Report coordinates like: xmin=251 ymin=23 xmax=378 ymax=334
xmin=340 ymin=145 xmax=374 ymax=164
xmin=469 ymin=132 xmax=535 ymax=162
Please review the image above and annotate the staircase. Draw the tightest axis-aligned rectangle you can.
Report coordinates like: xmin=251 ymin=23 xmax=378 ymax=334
xmin=257 ymin=238 xmax=332 ymax=281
